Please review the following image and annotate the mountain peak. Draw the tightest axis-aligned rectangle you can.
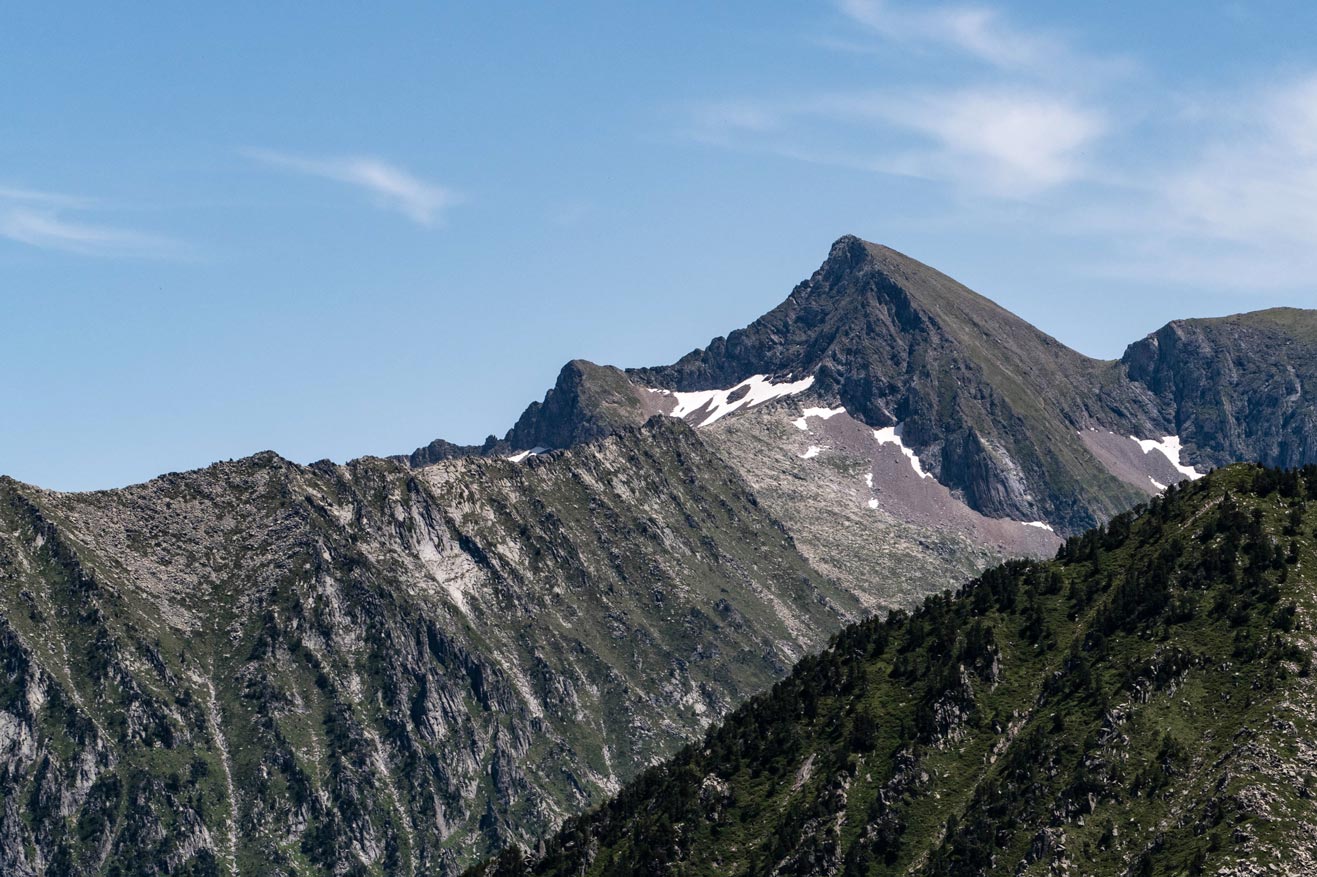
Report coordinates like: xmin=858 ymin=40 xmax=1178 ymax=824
xmin=819 ymin=233 xmax=910 ymax=265
xmin=404 ymin=237 xmax=1317 ymax=535
xmin=815 ymin=234 xmax=924 ymax=287
xmin=501 ymin=359 xmax=657 ymax=451
xmin=819 ymin=232 xmax=874 ymax=271
xmin=626 ymin=237 xmax=1155 ymax=528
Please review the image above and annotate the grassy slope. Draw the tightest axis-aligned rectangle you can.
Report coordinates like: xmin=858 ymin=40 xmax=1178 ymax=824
xmin=474 ymin=462 xmax=1317 ymax=877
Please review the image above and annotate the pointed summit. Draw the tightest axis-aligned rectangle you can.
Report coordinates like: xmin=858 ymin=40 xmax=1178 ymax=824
xmin=404 ymin=235 xmax=1317 ymax=536
xmin=630 ymin=235 xmax=1096 ymax=407
xmin=501 ymin=359 xmax=660 ymax=451
xmin=629 ymin=237 xmax=1158 ymax=530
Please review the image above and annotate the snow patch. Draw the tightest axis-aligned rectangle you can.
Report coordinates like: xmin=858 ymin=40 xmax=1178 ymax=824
xmin=507 ymin=446 xmax=551 ymax=463
xmin=867 ymin=498 xmax=879 ymax=509
xmin=864 ymin=472 xmax=874 ymax=488
xmin=1150 ymin=476 xmax=1168 ymax=491
xmin=801 ymin=445 xmax=822 ymax=460
xmin=792 ymin=405 xmax=846 ymax=430
xmin=649 ymin=374 xmax=816 ymax=427
xmin=1130 ymin=435 xmax=1204 ymax=481
xmin=1023 ymin=521 xmax=1054 ymax=532
xmin=873 ymin=424 xmax=932 ymax=479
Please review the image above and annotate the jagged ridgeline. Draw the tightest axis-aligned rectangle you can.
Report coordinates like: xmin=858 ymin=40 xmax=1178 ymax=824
xmin=0 ymin=419 xmax=858 ymax=877
xmin=402 ymin=237 xmax=1317 ymax=613
xmin=472 ymin=464 xmax=1317 ymax=877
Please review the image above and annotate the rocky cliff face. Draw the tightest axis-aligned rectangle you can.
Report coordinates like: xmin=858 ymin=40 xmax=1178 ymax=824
xmin=473 ymin=463 xmax=1317 ymax=877
xmin=501 ymin=361 xmax=665 ymax=453
xmin=1122 ymin=307 xmax=1317 ymax=470
xmin=628 ymin=236 xmax=1167 ymax=531
xmin=0 ymin=419 xmax=854 ymax=876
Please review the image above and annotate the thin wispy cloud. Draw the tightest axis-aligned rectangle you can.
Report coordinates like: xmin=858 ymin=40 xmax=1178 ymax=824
xmin=837 ymin=0 xmax=1058 ymax=72
xmin=1090 ymin=74 xmax=1317 ymax=290
xmin=689 ymin=87 xmax=1106 ymax=198
xmin=834 ymin=0 xmax=1132 ymax=82
xmin=0 ymin=186 xmax=95 ymax=210
xmin=683 ymin=1 xmax=1317 ymax=290
xmin=1160 ymin=77 xmax=1317 ymax=248
xmin=0 ymin=187 xmax=185 ymax=259
xmin=688 ymin=1 xmax=1115 ymax=201
xmin=900 ymin=92 xmax=1102 ymax=190
xmin=245 ymin=150 xmax=457 ymax=226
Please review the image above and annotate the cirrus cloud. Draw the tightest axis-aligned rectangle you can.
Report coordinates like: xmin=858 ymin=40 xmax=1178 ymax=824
xmin=244 ymin=149 xmax=457 ymax=226
xmin=690 ymin=87 xmax=1106 ymax=198
xmin=0 ymin=187 xmax=186 ymax=259
xmin=837 ymin=0 xmax=1060 ymax=72
xmin=685 ymin=1 xmax=1317 ymax=291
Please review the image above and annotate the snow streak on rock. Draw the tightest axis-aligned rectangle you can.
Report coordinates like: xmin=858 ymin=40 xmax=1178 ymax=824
xmin=1130 ymin=435 xmax=1205 ymax=481
xmin=873 ymin=425 xmax=932 ymax=480
xmin=647 ymin=375 xmax=815 ymax=428
xmin=792 ymin=406 xmax=846 ymax=431
xmin=507 ymin=446 xmax=551 ymax=463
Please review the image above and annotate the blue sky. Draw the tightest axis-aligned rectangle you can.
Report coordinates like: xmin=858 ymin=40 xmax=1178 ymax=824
xmin=5 ymin=1 xmax=1317 ymax=490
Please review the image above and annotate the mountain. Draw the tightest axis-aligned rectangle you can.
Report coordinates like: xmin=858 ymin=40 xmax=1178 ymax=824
xmin=406 ymin=236 xmax=1317 ymax=606
xmin=0 ymin=419 xmax=859 ymax=877
xmin=401 ymin=362 xmax=664 ymax=468
xmin=470 ymin=463 xmax=1317 ymax=877
xmin=1122 ymin=307 xmax=1317 ymax=470
xmin=9 ymin=235 xmax=1317 ymax=876
xmin=629 ymin=236 xmax=1161 ymax=530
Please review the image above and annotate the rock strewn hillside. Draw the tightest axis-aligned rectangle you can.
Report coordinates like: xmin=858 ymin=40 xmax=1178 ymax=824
xmin=0 ymin=418 xmax=855 ymax=877
xmin=697 ymin=402 xmax=1061 ymax=613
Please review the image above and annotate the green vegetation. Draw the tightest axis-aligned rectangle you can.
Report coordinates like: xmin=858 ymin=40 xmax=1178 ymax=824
xmin=472 ymin=463 xmax=1317 ymax=877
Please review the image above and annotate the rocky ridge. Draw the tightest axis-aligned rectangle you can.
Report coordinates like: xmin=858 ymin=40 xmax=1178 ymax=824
xmin=0 ymin=418 xmax=854 ymax=876
xmin=413 ymin=238 xmax=1317 ymax=541
xmin=402 ymin=236 xmax=1317 ymax=604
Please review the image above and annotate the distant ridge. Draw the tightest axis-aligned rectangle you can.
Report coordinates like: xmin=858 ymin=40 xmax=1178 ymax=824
xmin=405 ymin=235 xmax=1317 ymax=534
